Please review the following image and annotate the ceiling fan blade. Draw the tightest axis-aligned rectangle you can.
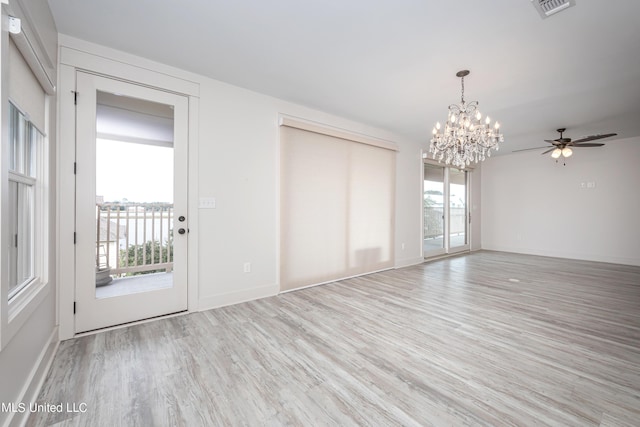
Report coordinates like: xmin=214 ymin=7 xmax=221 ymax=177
xmin=544 ymin=139 xmax=559 ymax=144
xmin=571 ymin=143 xmax=605 ymax=147
xmin=541 ymin=148 xmax=556 ymax=155
xmin=512 ymin=146 xmax=549 ymax=153
xmin=570 ymin=133 xmax=617 ymax=143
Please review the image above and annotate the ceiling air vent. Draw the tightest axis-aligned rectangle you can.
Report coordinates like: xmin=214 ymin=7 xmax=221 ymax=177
xmin=531 ymin=0 xmax=575 ymax=19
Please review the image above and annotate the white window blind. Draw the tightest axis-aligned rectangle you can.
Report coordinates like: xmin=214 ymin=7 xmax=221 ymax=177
xmin=8 ymin=37 xmax=45 ymax=132
xmin=97 ymin=91 xmax=175 ymax=147
xmin=280 ymin=122 xmax=396 ymax=291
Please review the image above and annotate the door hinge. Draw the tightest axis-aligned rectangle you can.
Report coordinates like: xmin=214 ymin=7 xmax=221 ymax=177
xmin=74 ymin=162 xmax=77 ymax=174
xmin=469 ymin=213 xmax=471 ymax=224
xmin=73 ymin=301 xmax=76 ymax=314
xmin=14 ymin=234 xmax=18 ymax=247
xmin=73 ymin=91 xmax=78 ymax=105
xmin=73 ymin=232 xmax=77 ymax=244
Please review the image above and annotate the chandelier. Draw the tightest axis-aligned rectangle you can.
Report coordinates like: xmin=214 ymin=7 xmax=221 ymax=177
xmin=429 ymin=70 xmax=503 ymax=169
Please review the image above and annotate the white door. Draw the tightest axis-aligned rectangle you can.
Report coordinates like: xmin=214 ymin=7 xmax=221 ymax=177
xmin=75 ymin=72 xmax=189 ymax=333
xmin=423 ymin=163 xmax=446 ymax=257
xmin=447 ymin=168 xmax=470 ymax=254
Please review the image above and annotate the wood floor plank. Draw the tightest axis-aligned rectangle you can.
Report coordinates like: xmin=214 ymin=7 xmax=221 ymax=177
xmin=28 ymin=251 xmax=640 ymax=426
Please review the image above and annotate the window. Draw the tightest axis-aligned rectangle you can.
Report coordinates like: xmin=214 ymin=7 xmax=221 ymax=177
xmin=280 ymin=118 xmax=397 ymax=291
xmin=1 ymin=7 xmax=55 ymax=350
xmin=7 ymin=102 xmax=42 ymax=300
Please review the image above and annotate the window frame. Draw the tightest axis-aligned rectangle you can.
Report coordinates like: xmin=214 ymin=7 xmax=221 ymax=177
xmin=7 ymin=101 xmax=43 ymax=301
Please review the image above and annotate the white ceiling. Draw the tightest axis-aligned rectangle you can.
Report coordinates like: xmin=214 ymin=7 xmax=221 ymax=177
xmin=47 ymin=0 xmax=640 ymax=154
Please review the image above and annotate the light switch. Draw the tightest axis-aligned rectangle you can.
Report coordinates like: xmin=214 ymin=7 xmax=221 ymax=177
xmin=199 ymin=197 xmax=216 ymax=209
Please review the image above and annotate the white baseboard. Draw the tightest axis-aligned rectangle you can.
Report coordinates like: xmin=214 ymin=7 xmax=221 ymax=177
xmin=5 ymin=327 xmax=59 ymax=427
xmin=394 ymin=256 xmax=425 ymax=269
xmin=481 ymin=245 xmax=640 ymax=267
xmin=198 ymin=284 xmax=279 ymax=312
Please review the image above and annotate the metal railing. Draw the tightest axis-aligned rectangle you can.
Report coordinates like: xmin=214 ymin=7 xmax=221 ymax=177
xmin=96 ymin=202 xmax=174 ymax=276
xmin=424 ymin=206 xmax=466 ymax=239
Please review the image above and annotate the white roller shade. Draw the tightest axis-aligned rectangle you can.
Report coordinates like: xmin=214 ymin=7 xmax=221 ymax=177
xmin=280 ymin=125 xmax=396 ymax=291
xmin=96 ymin=91 xmax=175 ymax=147
xmin=8 ymin=38 xmax=45 ymax=132
xmin=96 ymin=104 xmax=174 ymax=147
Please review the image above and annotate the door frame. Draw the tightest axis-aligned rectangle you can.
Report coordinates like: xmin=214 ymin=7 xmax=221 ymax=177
xmin=57 ymin=46 xmax=200 ymax=340
xmin=74 ymin=71 xmax=189 ymax=333
xmin=422 ymin=157 xmax=472 ymax=258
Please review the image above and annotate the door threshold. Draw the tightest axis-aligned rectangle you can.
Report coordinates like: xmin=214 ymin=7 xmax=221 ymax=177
xmin=73 ymin=310 xmax=189 ymax=338
xmin=424 ymin=250 xmax=471 ymax=263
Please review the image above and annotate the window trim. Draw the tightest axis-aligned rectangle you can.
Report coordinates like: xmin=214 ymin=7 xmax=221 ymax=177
xmin=1 ymin=99 xmax=50 ymax=348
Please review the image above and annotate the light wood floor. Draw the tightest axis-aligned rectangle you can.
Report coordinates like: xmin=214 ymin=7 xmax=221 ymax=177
xmin=29 ymin=251 xmax=640 ymax=426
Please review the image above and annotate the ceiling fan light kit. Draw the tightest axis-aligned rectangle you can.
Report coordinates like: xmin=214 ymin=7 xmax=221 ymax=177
xmin=429 ymin=70 xmax=504 ymax=170
xmin=552 ymin=146 xmax=573 ymax=159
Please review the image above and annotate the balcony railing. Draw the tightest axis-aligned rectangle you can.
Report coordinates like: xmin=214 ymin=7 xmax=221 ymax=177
xmin=424 ymin=206 xmax=466 ymax=239
xmin=96 ymin=202 xmax=174 ymax=277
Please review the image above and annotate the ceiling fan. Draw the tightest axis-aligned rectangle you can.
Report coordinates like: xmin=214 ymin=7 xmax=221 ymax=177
xmin=515 ymin=128 xmax=617 ymax=163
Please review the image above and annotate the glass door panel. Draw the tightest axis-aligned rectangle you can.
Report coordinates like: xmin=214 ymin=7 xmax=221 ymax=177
xmin=424 ymin=163 xmax=445 ymax=256
xmin=449 ymin=168 xmax=469 ymax=252
xmin=94 ymin=91 xmax=176 ymax=298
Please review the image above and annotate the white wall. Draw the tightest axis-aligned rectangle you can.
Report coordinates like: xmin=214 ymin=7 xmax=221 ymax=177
xmin=0 ymin=297 xmax=56 ymax=426
xmin=481 ymin=137 xmax=640 ymax=266
xmin=54 ymin=36 xmax=425 ymax=314
xmin=0 ymin=1 xmax=58 ymax=426
xmin=395 ymin=140 xmax=425 ymax=267
xmin=470 ymin=163 xmax=482 ymax=251
xmin=196 ymin=78 xmax=424 ymax=309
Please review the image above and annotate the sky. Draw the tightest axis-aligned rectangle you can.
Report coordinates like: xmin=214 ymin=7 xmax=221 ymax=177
xmin=96 ymin=138 xmax=173 ymax=203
